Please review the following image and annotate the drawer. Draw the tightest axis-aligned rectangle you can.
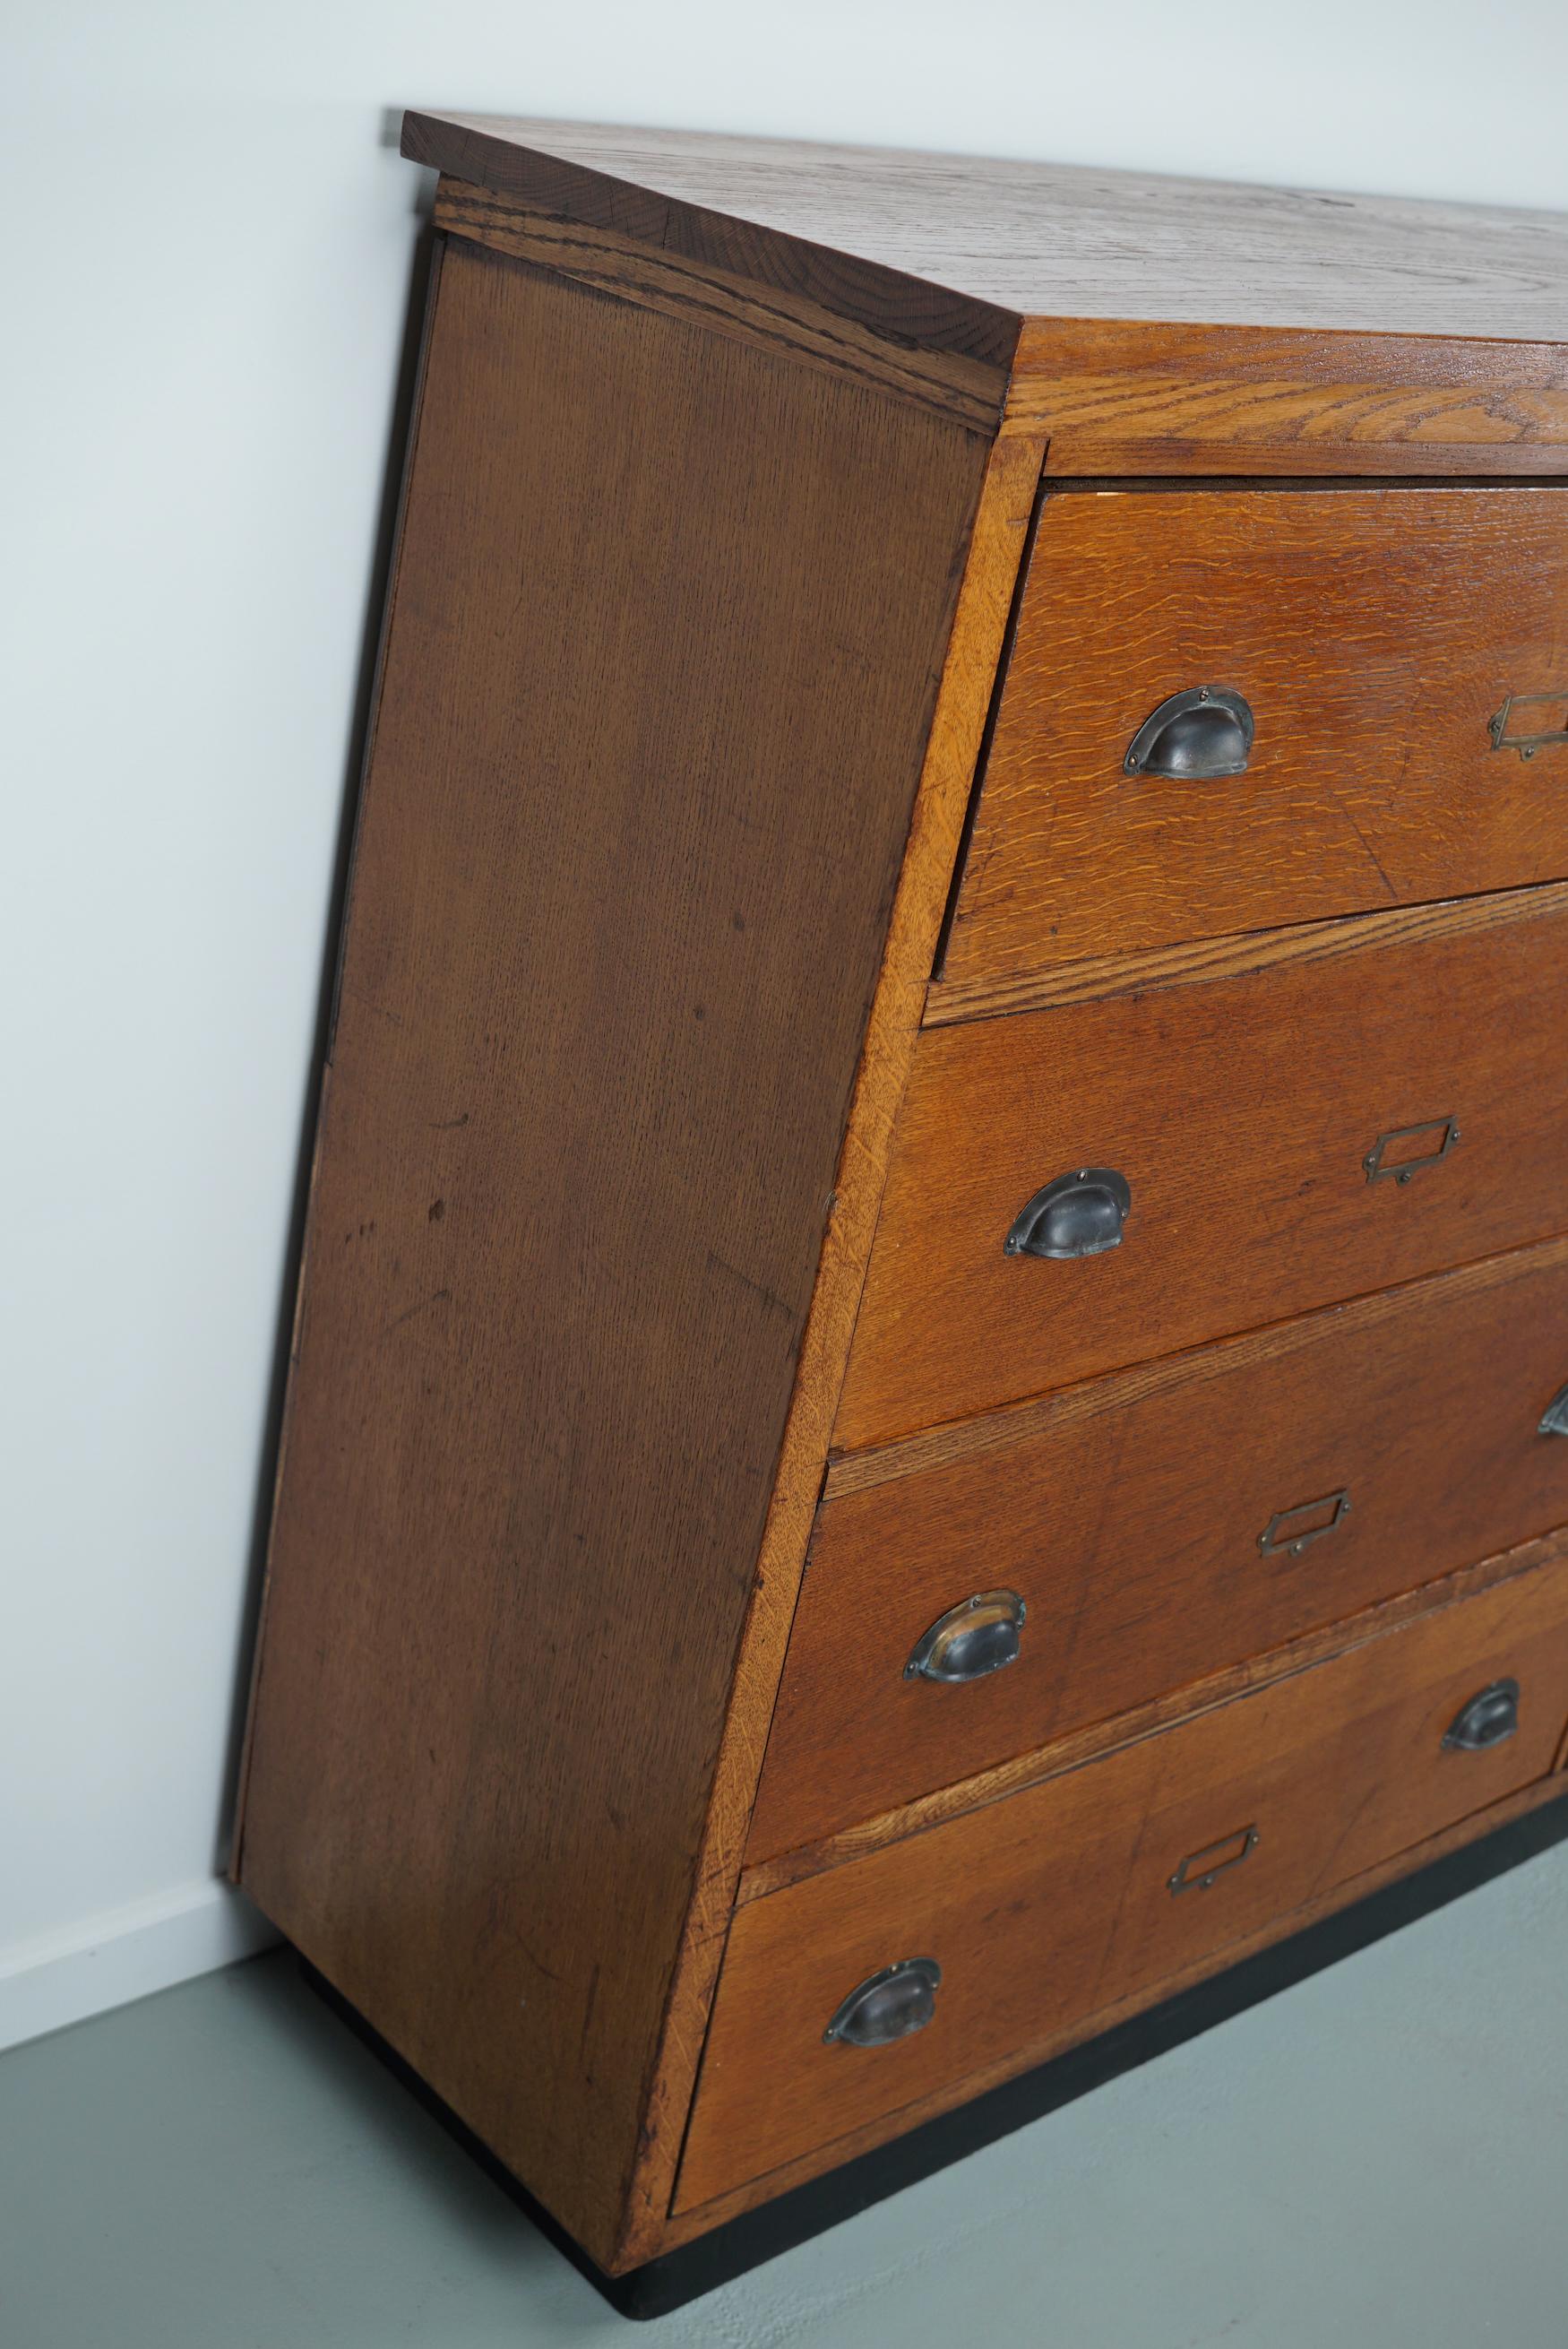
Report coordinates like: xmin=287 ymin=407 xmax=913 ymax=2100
xmin=938 ymin=488 xmax=1568 ymax=1005
xmin=679 ymin=1556 xmax=1568 ymax=2209
xmin=752 ymin=1239 xmax=1568 ymax=1861
xmin=836 ymin=887 xmax=1568 ymax=1448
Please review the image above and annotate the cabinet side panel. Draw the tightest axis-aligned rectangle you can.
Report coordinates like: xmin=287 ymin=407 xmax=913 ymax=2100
xmin=618 ymin=424 xmax=1043 ymax=2262
xmin=236 ymin=238 xmax=988 ymax=2263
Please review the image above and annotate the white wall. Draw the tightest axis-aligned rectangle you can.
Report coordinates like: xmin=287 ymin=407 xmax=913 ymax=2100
xmin=4 ymin=0 xmax=1565 ymax=2051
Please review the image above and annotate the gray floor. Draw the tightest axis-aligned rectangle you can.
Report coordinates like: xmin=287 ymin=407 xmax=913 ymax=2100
xmin=4 ymin=1852 xmax=1568 ymax=2349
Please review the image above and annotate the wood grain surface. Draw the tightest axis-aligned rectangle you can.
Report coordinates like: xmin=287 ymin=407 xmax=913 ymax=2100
xmin=1011 ymin=322 xmax=1568 ymax=473
xmin=613 ymin=427 xmax=1046 ymax=2265
xmin=749 ymin=1237 xmax=1568 ymax=1860
xmin=680 ymin=1553 xmax=1568 ymax=2207
xmin=926 ymin=879 xmax=1568 ymax=1028
xmin=433 ymin=178 xmax=1009 ymax=430
xmin=838 ymin=886 xmax=1568 ymax=1448
xmin=403 ymin=111 xmax=1568 ymax=342
xmin=941 ymin=487 xmax=1568 ymax=995
xmin=235 ymin=237 xmax=989 ymax=2270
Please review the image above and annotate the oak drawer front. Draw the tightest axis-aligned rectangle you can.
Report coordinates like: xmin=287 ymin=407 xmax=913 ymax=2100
xmin=939 ymin=488 xmax=1568 ymax=1001
xmin=750 ymin=1241 xmax=1568 ymax=1862
xmin=836 ymin=890 xmax=1568 ymax=1449
xmin=680 ymin=1559 xmax=1568 ymax=2209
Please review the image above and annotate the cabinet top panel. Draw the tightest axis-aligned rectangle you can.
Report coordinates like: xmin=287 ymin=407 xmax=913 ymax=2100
xmin=403 ymin=111 xmax=1568 ymax=345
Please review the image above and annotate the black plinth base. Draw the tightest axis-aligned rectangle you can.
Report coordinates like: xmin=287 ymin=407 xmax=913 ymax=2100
xmin=301 ymin=1787 xmax=1568 ymax=2319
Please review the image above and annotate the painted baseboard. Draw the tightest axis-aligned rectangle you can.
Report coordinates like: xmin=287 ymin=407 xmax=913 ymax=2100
xmin=0 ymin=1878 xmax=280 ymax=2053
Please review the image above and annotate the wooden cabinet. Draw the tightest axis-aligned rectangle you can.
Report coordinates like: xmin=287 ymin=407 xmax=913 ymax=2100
xmin=234 ymin=110 xmax=1568 ymax=2309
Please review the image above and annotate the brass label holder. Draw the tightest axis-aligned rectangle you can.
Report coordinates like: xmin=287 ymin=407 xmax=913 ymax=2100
xmin=1364 ymin=1116 xmax=1460 ymax=1185
xmin=1489 ymin=694 xmax=1568 ymax=761
xmin=1259 ymin=1489 xmax=1351 ymax=1560
xmin=1169 ymin=1825 xmax=1259 ymax=1895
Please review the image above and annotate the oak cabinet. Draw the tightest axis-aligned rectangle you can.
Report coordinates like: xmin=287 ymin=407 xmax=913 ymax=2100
xmin=235 ymin=110 xmax=1568 ymax=2314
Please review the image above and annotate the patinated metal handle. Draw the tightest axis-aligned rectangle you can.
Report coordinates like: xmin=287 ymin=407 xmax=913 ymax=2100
xmin=1442 ymin=1679 xmax=1520 ymax=1752
xmin=1124 ymin=687 xmax=1254 ymax=780
xmin=1539 ymin=1382 xmax=1568 ymax=1437
xmin=906 ymin=1592 xmax=1027 ymax=1685
xmin=1004 ymin=1168 xmax=1131 ymax=1261
xmin=823 ymin=1958 xmax=942 ymax=2048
